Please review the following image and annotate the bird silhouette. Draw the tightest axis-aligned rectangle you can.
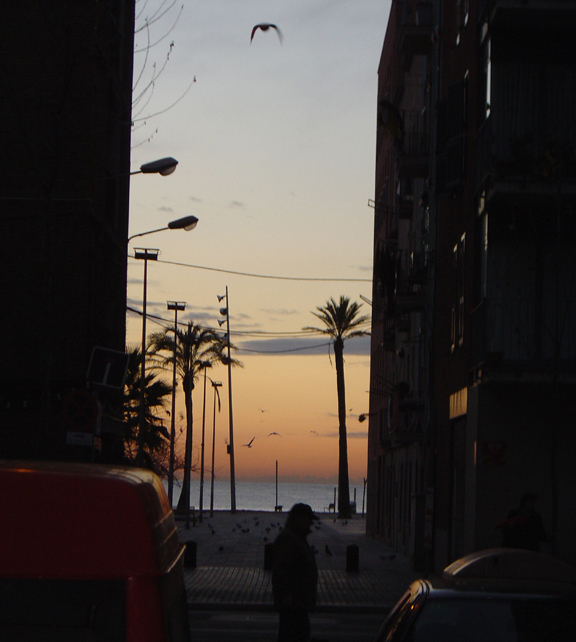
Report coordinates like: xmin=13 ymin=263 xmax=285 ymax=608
xmin=268 ymin=431 xmax=281 ymax=437
xmin=243 ymin=437 xmax=256 ymax=448
xmin=250 ymin=23 xmax=283 ymax=44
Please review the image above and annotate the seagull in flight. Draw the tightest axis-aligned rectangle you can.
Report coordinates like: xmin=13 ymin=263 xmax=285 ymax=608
xmin=250 ymin=23 xmax=283 ymax=45
xmin=268 ymin=432 xmax=281 ymax=437
xmin=243 ymin=437 xmax=256 ymax=448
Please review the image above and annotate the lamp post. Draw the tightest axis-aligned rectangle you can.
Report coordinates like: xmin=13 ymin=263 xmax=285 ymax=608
xmin=167 ymin=301 xmax=186 ymax=507
xmin=128 ymin=215 xmax=198 ymax=243
xmin=132 ymin=216 xmax=198 ymax=467
xmin=210 ymin=381 xmax=223 ymax=517
xmin=135 ymin=248 xmax=160 ymax=467
xmin=198 ymin=362 xmax=212 ymax=523
xmin=218 ymin=287 xmax=236 ymax=513
xmin=130 ymin=157 xmax=179 ymax=176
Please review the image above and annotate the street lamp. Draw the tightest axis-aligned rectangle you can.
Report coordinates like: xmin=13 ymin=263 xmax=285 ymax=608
xmin=130 ymin=157 xmax=179 ymax=176
xmin=218 ymin=287 xmax=236 ymax=513
xmin=167 ymin=301 xmax=186 ymax=507
xmin=128 ymin=215 xmax=198 ymax=243
xmin=132 ymin=217 xmax=199 ymax=467
xmin=210 ymin=381 xmax=223 ymax=517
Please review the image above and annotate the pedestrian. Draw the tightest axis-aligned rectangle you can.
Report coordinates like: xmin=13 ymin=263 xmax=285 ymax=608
xmin=498 ymin=492 xmax=549 ymax=551
xmin=272 ymin=503 xmax=319 ymax=642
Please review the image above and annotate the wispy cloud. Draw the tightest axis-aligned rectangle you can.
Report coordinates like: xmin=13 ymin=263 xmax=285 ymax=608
xmin=260 ymin=308 xmax=299 ymax=316
xmin=236 ymin=335 xmax=370 ymax=356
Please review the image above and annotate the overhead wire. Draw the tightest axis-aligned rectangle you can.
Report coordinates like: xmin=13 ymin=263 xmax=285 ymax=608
xmin=126 ymin=306 xmax=370 ymax=354
xmin=128 ymin=255 xmax=372 ymax=283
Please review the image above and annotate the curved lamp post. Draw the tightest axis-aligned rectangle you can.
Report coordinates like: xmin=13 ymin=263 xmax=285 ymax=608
xmin=167 ymin=301 xmax=187 ymax=507
xmin=218 ymin=287 xmax=236 ymax=513
xmin=130 ymin=157 xmax=179 ymax=176
xmin=209 ymin=380 xmax=223 ymax=517
xmin=198 ymin=361 xmax=213 ymax=523
xmin=128 ymin=215 xmax=198 ymax=243
xmin=133 ymin=217 xmax=198 ymax=467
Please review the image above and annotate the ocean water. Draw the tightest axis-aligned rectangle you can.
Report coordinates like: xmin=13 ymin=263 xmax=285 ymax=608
xmin=165 ymin=478 xmax=365 ymax=514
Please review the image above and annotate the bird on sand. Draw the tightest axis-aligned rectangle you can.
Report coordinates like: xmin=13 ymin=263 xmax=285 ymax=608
xmin=243 ymin=437 xmax=256 ymax=448
xmin=250 ymin=23 xmax=283 ymax=45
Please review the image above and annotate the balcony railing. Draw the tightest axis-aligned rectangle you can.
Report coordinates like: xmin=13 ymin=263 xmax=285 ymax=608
xmin=478 ymin=0 xmax=576 ymax=29
xmin=398 ymin=110 xmax=430 ymax=178
xmin=470 ymin=296 xmax=576 ymax=370
xmin=474 ymin=113 xmax=576 ymax=199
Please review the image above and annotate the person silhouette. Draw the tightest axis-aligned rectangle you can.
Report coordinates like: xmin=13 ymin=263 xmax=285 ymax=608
xmin=499 ymin=492 xmax=548 ymax=551
xmin=272 ymin=503 xmax=319 ymax=642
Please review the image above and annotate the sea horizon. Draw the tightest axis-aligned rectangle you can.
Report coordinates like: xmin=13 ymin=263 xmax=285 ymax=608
xmin=164 ymin=478 xmax=367 ymax=514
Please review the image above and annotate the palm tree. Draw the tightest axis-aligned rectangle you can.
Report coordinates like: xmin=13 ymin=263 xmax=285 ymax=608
xmin=148 ymin=321 xmax=233 ymax=513
xmin=123 ymin=347 xmax=172 ymax=474
xmin=304 ymin=296 xmax=370 ymax=519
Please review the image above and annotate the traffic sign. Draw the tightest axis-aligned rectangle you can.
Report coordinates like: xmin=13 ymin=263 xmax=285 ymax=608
xmin=62 ymin=389 xmax=99 ymax=432
xmin=87 ymin=347 xmax=129 ymax=389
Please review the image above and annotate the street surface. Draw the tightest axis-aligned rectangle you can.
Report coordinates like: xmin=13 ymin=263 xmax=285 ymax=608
xmin=189 ymin=610 xmax=385 ymax=642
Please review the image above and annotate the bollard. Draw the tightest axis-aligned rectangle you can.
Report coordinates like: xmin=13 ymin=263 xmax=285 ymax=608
xmin=346 ymin=544 xmax=359 ymax=572
xmin=184 ymin=540 xmax=197 ymax=568
xmin=264 ymin=542 xmax=274 ymax=570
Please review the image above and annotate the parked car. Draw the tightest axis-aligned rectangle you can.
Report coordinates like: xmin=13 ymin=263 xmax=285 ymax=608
xmin=0 ymin=460 xmax=190 ymax=642
xmin=374 ymin=548 xmax=576 ymax=642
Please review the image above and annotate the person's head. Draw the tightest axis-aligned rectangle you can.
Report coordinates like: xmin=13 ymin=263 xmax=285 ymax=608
xmin=286 ymin=503 xmax=319 ymax=535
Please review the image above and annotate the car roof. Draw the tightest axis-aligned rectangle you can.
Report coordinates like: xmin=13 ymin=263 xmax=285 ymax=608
xmin=421 ymin=549 xmax=576 ymax=597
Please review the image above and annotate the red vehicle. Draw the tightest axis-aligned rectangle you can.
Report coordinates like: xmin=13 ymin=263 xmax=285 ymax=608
xmin=0 ymin=461 xmax=190 ymax=642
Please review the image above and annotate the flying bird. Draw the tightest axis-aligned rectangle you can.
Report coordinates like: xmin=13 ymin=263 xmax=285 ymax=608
xmin=268 ymin=431 xmax=281 ymax=437
xmin=243 ymin=437 xmax=256 ymax=448
xmin=250 ymin=23 xmax=283 ymax=45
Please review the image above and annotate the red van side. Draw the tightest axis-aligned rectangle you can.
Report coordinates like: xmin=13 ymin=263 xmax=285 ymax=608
xmin=0 ymin=461 xmax=190 ymax=642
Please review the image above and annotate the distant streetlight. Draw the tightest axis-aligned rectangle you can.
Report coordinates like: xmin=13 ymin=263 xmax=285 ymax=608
xmin=218 ymin=287 xmax=236 ymax=513
xmin=210 ymin=380 xmax=223 ymax=517
xmin=131 ymin=157 xmax=179 ymax=176
xmin=133 ymin=217 xmax=199 ymax=467
xmin=167 ymin=301 xmax=186 ymax=506
xmin=198 ymin=361 xmax=212 ymax=523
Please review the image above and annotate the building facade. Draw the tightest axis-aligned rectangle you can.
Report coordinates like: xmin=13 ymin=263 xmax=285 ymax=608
xmin=367 ymin=0 xmax=576 ymax=571
xmin=0 ymin=1 xmax=135 ymax=460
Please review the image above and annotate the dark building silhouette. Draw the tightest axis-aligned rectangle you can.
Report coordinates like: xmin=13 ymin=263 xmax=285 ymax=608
xmin=367 ymin=0 xmax=576 ymax=571
xmin=0 ymin=1 xmax=135 ymax=460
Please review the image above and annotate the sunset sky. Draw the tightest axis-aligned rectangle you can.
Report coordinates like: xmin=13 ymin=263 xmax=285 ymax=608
xmin=126 ymin=0 xmax=390 ymax=485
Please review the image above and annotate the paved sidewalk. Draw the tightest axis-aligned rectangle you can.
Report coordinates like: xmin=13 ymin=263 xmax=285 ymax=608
xmin=177 ymin=510 xmax=418 ymax=612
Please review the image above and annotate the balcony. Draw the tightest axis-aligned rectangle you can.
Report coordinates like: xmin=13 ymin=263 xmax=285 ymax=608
xmin=393 ymin=250 xmax=427 ymax=316
xmin=390 ymin=405 xmax=425 ymax=446
xmin=474 ymin=114 xmax=576 ymax=207
xmin=398 ymin=110 xmax=430 ymax=178
xmin=478 ymin=0 xmax=576 ymax=31
xmin=398 ymin=1 xmax=433 ymax=64
xmin=470 ymin=297 xmax=576 ymax=375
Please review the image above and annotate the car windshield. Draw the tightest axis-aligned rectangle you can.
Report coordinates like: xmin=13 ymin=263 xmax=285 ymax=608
xmin=406 ymin=595 xmax=576 ymax=642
